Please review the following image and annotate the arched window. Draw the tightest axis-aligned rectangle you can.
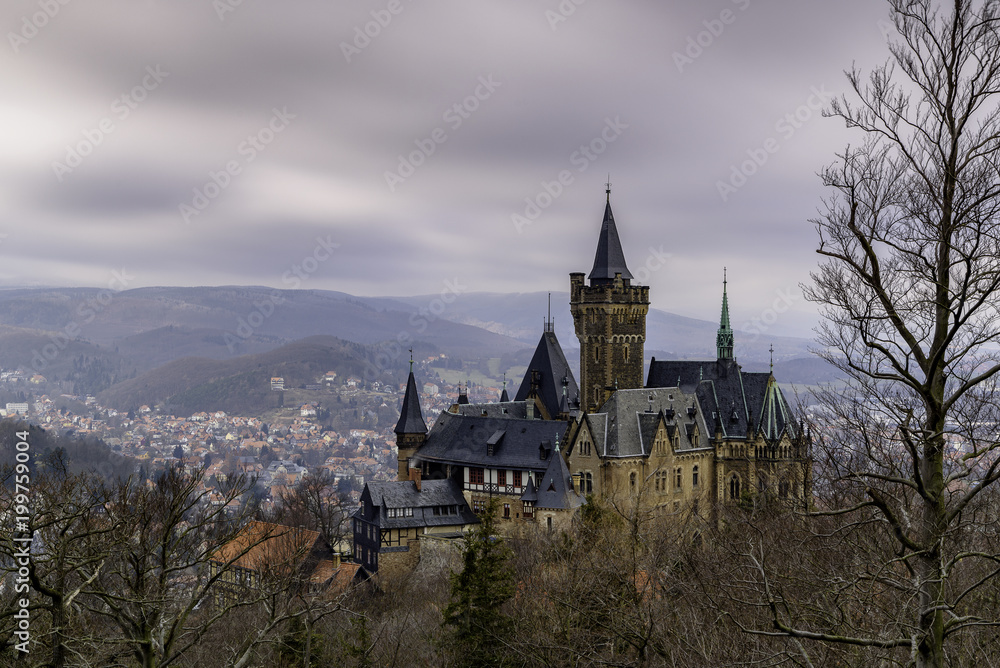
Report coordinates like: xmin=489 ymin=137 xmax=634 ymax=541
xmin=729 ymin=474 xmax=740 ymax=500
xmin=779 ymin=480 xmax=790 ymax=499
xmin=624 ymin=346 xmax=630 ymax=363
xmin=692 ymin=465 xmax=699 ymax=487
xmin=630 ymin=472 xmax=637 ymax=489
xmin=674 ymin=467 xmax=683 ymax=490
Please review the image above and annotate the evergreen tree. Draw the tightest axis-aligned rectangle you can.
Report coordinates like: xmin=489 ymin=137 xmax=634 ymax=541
xmin=441 ymin=499 xmax=516 ymax=668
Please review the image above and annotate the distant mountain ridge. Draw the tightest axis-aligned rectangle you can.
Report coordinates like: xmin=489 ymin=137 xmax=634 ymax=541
xmin=0 ymin=286 xmax=831 ymax=404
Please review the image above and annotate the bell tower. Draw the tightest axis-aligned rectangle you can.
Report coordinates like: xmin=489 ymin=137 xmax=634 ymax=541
xmin=570 ymin=186 xmax=649 ymax=412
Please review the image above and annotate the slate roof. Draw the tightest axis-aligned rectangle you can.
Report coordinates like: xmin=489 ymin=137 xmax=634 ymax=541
xmin=520 ymin=476 xmax=537 ymax=502
xmin=412 ymin=411 xmax=570 ymax=472
xmin=588 ymin=196 xmax=633 ymax=284
xmin=513 ymin=330 xmax=579 ymax=418
xmin=395 ymin=371 xmax=427 ymax=435
xmin=585 ymin=387 xmax=709 ymax=458
xmin=645 ymin=358 xmax=799 ymax=443
xmin=535 ymin=444 xmax=584 ymax=510
xmin=360 ymin=479 xmax=479 ymax=529
xmin=452 ymin=401 xmax=528 ymax=419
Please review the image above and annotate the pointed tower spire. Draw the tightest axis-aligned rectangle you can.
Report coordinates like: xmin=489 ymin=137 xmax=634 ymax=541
xmin=394 ymin=366 xmax=426 ymax=436
xmin=500 ymin=373 xmax=509 ymax=402
xmin=588 ymin=185 xmax=633 ymax=285
xmin=716 ymin=268 xmax=734 ymax=361
xmin=395 ymin=362 xmax=427 ymax=480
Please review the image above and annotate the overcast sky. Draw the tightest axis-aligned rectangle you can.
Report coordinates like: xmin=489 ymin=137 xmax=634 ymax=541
xmin=0 ymin=0 xmax=894 ymax=339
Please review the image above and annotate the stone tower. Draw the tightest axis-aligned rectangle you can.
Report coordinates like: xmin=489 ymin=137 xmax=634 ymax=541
xmin=395 ymin=354 xmax=427 ymax=480
xmin=570 ymin=189 xmax=649 ymax=413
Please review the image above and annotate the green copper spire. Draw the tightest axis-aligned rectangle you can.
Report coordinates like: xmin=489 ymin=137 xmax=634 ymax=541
xmin=716 ymin=268 xmax=734 ymax=360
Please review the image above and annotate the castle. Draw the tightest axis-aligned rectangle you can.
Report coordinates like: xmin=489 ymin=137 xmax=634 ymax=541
xmin=352 ymin=189 xmax=812 ymax=575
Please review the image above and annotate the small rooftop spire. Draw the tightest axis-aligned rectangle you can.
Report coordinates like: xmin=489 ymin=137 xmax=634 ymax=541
xmin=408 ymin=347 xmax=414 ymax=373
xmin=770 ymin=344 xmax=774 ymax=374
xmin=606 ymin=174 xmax=612 ymax=201
xmin=716 ymin=268 xmax=734 ymax=361
xmin=545 ymin=292 xmax=553 ymax=333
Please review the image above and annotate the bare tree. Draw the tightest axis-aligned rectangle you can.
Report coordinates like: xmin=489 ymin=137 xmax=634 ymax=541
xmin=741 ymin=1 xmax=1000 ymax=666
xmin=80 ymin=467 xmax=270 ymax=668
xmin=270 ymin=469 xmax=349 ymax=551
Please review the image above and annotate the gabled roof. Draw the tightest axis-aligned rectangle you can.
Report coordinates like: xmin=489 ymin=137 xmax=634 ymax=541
xmin=513 ymin=330 xmax=579 ymax=418
xmin=211 ymin=521 xmax=325 ymax=571
xmin=413 ymin=411 xmax=570 ymax=471
xmin=535 ymin=444 xmax=584 ymax=510
xmin=645 ymin=358 xmax=799 ymax=442
xmin=360 ymin=478 xmax=479 ymax=529
xmin=588 ymin=196 xmax=633 ymax=284
xmin=586 ymin=387 xmax=709 ymax=458
xmin=394 ymin=371 xmax=426 ymax=435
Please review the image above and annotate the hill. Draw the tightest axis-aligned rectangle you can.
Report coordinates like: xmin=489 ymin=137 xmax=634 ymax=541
xmin=98 ymin=335 xmax=389 ymax=416
xmin=0 ymin=286 xmax=836 ymax=397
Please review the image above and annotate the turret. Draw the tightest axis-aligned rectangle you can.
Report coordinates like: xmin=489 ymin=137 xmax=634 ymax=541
xmin=570 ymin=185 xmax=650 ymax=412
xmin=395 ymin=351 xmax=427 ymax=480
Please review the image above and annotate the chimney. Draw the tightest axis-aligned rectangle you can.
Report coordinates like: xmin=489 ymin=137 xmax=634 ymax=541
xmin=409 ymin=467 xmax=422 ymax=492
xmin=572 ymin=472 xmax=582 ymax=494
xmin=526 ymin=400 xmax=535 ymax=420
